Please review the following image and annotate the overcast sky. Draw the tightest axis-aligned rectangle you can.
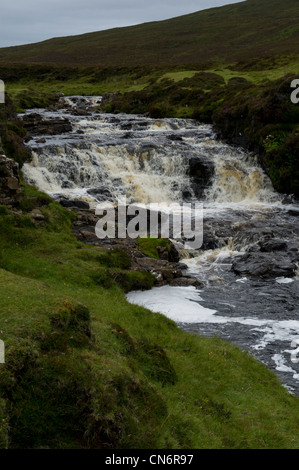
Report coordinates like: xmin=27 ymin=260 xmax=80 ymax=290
xmin=0 ymin=0 xmax=245 ymax=48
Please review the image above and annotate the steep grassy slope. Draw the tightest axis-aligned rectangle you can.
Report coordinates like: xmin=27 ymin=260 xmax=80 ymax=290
xmin=0 ymin=0 xmax=298 ymax=67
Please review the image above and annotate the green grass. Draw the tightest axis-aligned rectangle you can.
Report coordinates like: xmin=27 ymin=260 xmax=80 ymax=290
xmin=1 ymin=184 xmax=299 ymax=448
xmin=3 ymin=70 xmax=155 ymax=112
xmin=158 ymin=56 xmax=299 ymax=86
xmin=137 ymin=238 xmax=172 ymax=260
xmin=158 ymin=71 xmax=200 ymax=83
xmin=209 ymin=57 xmax=299 ymax=84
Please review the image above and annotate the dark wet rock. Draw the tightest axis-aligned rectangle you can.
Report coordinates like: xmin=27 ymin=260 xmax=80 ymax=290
xmin=168 ymin=244 xmax=181 ymax=263
xmin=281 ymin=194 xmax=295 ymax=205
xmin=259 ymin=239 xmax=288 ymax=252
xmin=73 ymin=210 xmax=98 ymax=226
xmin=188 ymin=155 xmax=214 ymax=198
xmin=79 ymin=229 xmax=98 ymax=241
xmin=123 ymin=132 xmax=133 ymax=139
xmin=155 ymin=244 xmax=180 ymax=263
xmin=169 ymin=277 xmax=202 ymax=287
xmin=87 ymin=187 xmax=113 ymax=201
xmin=0 ymin=151 xmax=21 ymax=206
xmin=102 ymin=239 xmax=118 ymax=245
xmin=202 ymin=235 xmax=219 ymax=251
xmin=58 ymin=198 xmax=90 ymax=210
xmin=288 ymin=209 xmax=299 ymax=217
xmin=232 ymin=251 xmax=298 ymax=279
xmin=23 ymin=117 xmax=72 ymax=140
xmin=182 ymin=189 xmax=193 ymax=200
xmin=22 ymin=113 xmax=43 ymax=121
xmin=156 ymin=246 xmax=169 ymax=260
xmin=168 ymin=134 xmax=183 ymax=142
xmin=71 ymin=107 xmax=91 ymax=116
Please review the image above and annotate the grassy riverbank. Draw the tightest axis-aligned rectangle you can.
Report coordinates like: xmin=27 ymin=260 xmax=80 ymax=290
xmin=1 ymin=186 xmax=299 ymax=448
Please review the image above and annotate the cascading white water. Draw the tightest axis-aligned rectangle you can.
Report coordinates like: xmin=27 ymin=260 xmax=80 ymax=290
xmin=22 ymin=141 xmax=191 ymax=205
xmin=22 ymin=100 xmax=280 ymax=208
xmin=201 ymin=141 xmax=280 ymax=205
xmin=20 ymin=96 xmax=299 ymax=394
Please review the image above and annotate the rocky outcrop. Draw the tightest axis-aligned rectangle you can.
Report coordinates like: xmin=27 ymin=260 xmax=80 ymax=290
xmin=188 ymin=155 xmax=214 ymax=199
xmin=232 ymin=239 xmax=299 ymax=279
xmin=22 ymin=114 xmax=72 ymax=141
xmin=68 ymin=204 xmax=199 ymax=287
xmin=0 ymin=140 xmax=21 ymax=207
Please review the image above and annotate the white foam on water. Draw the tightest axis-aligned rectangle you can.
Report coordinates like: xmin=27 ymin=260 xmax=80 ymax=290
xmin=272 ymin=354 xmax=299 ymax=382
xmin=252 ymin=321 xmax=299 ymax=351
xmin=126 ymin=285 xmax=269 ymax=326
xmin=276 ymin=277 xmax=295 ymax=284
xmin=126 ymin=285 xmax=299 ymax=383
xmin=272 ymin=354 xmax=296 ymax=374
xmin=126 ymin=286 xmax=217 ymax=323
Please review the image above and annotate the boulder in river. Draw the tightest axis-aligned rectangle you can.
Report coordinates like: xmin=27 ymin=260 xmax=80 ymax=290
xmin=232 ymin=248 xmax=299 ymax=279
xmin=187 ymin=155 xmax=214 ymax=199
xmin=23 ymin=117 xmax=72 ymax=140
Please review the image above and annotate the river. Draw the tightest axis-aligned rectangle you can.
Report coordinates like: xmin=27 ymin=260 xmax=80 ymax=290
xmin=20 ymin=95 xmax=299 ymax=394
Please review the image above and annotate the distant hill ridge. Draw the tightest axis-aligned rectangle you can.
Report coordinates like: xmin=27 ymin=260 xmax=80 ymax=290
xmin=0 ymin=0 xmax=298 ymax=67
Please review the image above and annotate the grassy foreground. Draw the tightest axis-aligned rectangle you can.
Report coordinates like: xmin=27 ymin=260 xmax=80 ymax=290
xmin=0 ymin=185 xmax=299 ymax=449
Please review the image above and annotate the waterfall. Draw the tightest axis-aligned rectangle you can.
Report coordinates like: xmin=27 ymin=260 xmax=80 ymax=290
xmin=203 ymin=144 xmax=280 ymax=204
xmin=21 ymin=97 xmax=280 ymax=208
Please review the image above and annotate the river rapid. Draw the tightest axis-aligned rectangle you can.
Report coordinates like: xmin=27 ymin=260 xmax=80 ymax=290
xmin=20 ymin=96 xmax=299 ymax=394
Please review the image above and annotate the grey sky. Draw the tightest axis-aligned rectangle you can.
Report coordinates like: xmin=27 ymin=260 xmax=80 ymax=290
xmin=0 ymin=0 xmax=244 ymax=48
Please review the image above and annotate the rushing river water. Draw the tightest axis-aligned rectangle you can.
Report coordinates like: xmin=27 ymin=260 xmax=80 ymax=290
xmin=21 ymin=96 xmax=299 ymax=394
